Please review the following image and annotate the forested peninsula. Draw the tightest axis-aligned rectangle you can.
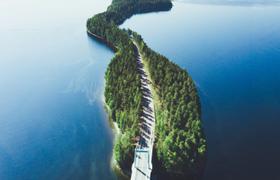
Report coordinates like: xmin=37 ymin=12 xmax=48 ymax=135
xmin=87 ymin=0 xmax=206 ymax=179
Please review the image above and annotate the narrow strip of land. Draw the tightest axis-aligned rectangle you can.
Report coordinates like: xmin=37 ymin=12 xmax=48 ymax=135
xmin=87 ymin=1 xmax=205 ymax=178
xmin=131 ymin=41 xmax=156 ymax=180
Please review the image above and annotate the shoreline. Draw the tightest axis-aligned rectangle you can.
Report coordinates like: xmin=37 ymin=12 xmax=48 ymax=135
xmin=101 ymin=94 xmax=129 ymax=180
xmin=88 ymin=0 xmax=206 ymax=178
xmin=87 ymin=29 xmax=118 ymax=52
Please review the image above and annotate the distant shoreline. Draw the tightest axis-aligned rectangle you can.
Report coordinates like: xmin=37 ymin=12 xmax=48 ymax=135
xmin=175 ymin=0 xmax=280 ymax=6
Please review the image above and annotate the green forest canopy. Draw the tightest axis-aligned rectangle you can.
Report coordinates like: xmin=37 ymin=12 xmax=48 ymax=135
xmin=87 ymin=0 xmax=206 ymax=178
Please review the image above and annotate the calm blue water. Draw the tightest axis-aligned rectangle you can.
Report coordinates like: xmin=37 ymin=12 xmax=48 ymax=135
xmin=0 ymin=0 xmax=116 ymax=179
xmin=122 ymin=2 xmax=280 ymax=180
xmin=1 ymin=1 xmax=280 ymax=180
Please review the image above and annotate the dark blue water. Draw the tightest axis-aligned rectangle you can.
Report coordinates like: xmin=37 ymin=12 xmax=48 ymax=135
xmin=122 ymin=2 xmax=280 ymax=180
xmin=1 ymin=0 xmax=280 ymax=180
xmin=0 ymin=0 xmax=116 ymax=179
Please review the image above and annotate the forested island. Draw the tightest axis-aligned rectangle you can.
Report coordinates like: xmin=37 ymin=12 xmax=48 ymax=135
xmin=87 ymin=0 xmax=206 ymax=179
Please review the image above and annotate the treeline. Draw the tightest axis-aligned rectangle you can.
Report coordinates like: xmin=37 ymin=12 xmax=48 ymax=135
xmin=90 ymin=16 xmax=141 ymax=171
xmin=87 ymin=0 xmax=206 ymax=178
xmin=106 ymin=0 xmax=172 ymax=25
xmin=87 ymin=0 xmax=172 ymax=46
xmin=133 ymin=32 xmax=206 ymax=179
xmin=87 ymin=0 xmax=173 ymax=172
xmin=105 ymin=43 xmax=142 ymax=170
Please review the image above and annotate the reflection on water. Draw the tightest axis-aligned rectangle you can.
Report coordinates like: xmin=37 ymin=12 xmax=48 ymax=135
xmin=1 ymin=0 xmax=280 ymax=179
xmin=0 ymin=0 xmax=117 ymax=179
xmin=122 ymin=2 xmax=280 ymax=180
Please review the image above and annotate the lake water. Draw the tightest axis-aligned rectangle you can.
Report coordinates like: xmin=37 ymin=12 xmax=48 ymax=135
xmin=0 ymin=0 xmax=116 ymax=179
xmin=1 ymin=0 xmax=280 ymax=180
xmin=122 ymin=1 xmax=280 ymax=180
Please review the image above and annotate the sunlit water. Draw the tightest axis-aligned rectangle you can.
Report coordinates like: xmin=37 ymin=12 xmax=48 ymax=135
xmin=1 ymin=0 xmax=280 ymax=180
xmin=0 ymin=0 xmax=116 ymax=179
xmin=121 ymin=1 xmax=280 ymax=180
